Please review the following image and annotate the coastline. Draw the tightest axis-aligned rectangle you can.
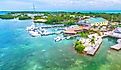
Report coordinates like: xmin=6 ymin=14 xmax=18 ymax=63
xmin=1 ymin=10 xmax=121 ymax=14
xmin=1 ymin=11 xmax=121 ymax=25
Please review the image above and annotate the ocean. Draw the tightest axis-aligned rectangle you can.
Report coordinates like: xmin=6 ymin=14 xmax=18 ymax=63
xmin=0 ymin=11 xmax=9 ymax=15
xmin=0 ymin=10 xmax=121 ymax=14
xmin=0 ymin=19 xmax=121 ymax=70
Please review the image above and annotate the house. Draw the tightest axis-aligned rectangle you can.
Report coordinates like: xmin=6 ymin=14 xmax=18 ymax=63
xmin=64 ymin=30 xmax=77 ymax=35
xmin=114 ymin=27 xmax=121 ymax=34
xmin=64 ymin=25 xmax=90 ymax=35
xmin=110 ymin=22 xmax=119 ymax=25
xmin=33 ymin=19 xmax=47 ymax=23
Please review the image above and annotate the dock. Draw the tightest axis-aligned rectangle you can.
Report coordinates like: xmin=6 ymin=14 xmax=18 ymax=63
xmin=110 ymin=44 xmax=121 ymax=51
xmin=110 ymin=39 xmax=121 ymax=51
xmin=40 ymin=24 xmax=65 ymax=28
xmin=54 ymin=34 xmax=80 ymax=42
xmin=86 ymin=37 xmax=102 ymax=56
xmin=108 ymin=33 xmax=121 ymax=39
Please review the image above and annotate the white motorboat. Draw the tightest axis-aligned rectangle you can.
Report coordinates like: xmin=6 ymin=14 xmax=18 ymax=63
xmin=54 ymin=36 xmax=65 ymax=42
xmin=41 ymin=30 xmax=49 ymax=35
xmin=28 ymin=30 xmax=40 ymax=37
xmin=54 ymin=36 xmax=62 ymax=42
xmin=56 ymin=31 xmax=62 ymax=34
xmin=26 ymin=24 xmax=43 ymax=37
xmin=66 ymin=36 xmax=71 ymax=40
xmin=26 ymin=24 xmax=36 ymax=31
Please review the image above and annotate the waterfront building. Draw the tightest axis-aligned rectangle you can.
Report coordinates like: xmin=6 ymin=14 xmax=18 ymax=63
xmin=64 ymin=30 xmax=77 ymax=35
xmin=33 ymin=19 xmax=47 ymax=23
xmin=114 ymin=27 xmax=121 ymax=34
xmin=64 ymin=25 xmax=90 ymax=35
xmin=110 ymin=22 xmax=119 ymax=25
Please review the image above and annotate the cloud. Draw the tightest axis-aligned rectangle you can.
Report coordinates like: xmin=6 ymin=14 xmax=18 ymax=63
xmin=0 ymin=0 xmax=121 ymax=11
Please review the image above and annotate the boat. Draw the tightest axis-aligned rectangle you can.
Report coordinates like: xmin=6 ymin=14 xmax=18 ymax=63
xmin=56 ymin=31 xmax=63 ymax=34
xmin=54 ymin=36 xmax=62 ymax=42
xmin=28 ymin=30 xmax=40 ymax=37
xmin=66 ymin=36 xmax=71 ymax=40
xmin=41 ymin=30 xmax=52 ymax=36
xmin=54 ymin=36 xmax=65 ymax=42
xmin=26 ymin=24 xmax=41 ymax=37
xmin=26 ymin=24 xmax=36 ymax=31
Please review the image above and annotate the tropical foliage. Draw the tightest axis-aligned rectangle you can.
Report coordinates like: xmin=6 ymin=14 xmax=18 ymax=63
xmin=1 ymin=12 xmax=121 ymax=23
xmin=0 ymin=14 xmax=15 ymax=19
xmin=78 ymin=32 xmax=89 ymax=38
xmin=90 ymin=36 xmax=95 ymax=45
xmin=18 ymin=15 xmax=31 ymax=20
xmin=74 ymin=40 xmax=85 ymax=53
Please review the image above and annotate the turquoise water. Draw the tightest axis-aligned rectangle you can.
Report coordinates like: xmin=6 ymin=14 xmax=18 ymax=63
xmin=0 ymin=10 xmax=121 ymax=14
xmin=0 ymin=11 xmax=8 ymax=15
xmin=0 ymin=20 xmax=121 ymax=70
xmin=86 ymin=17 xmax=107 ymax=24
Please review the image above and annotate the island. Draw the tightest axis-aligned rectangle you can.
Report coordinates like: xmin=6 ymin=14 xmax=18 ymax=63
xmin=1 ymin=11 xmax=121 ymax=56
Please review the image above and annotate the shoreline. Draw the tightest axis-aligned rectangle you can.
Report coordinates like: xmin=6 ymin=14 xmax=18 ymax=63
xmin=1 ymin=12 xmax=121 ymax=23
xmin=1 ymin=10 xmax=121 ymax=13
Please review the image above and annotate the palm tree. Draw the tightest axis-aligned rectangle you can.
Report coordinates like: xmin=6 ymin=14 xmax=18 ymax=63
xmin=90 ymin=36 xmax=95 ymax=46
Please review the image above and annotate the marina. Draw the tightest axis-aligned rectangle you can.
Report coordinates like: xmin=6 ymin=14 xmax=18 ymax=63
xmin=26 ymin=24 xmax=65 ymax=37
xmin=54 ymin=34 xmax=80 ymax=42
xmin=1 ymin=0 xmax=121 ymax=69
xmin=0 ymin=19 xmax=121 ymax=70
xmin=39 ymin=24 xmax=65 ymax=28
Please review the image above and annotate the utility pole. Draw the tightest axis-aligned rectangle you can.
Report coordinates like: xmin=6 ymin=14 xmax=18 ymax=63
xmin=32 ymin=3 xmax=36 ymax=26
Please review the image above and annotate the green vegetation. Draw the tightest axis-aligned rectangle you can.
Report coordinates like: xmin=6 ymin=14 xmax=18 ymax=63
xmin=117 ymin=24 xmax=121 ymax=27
xmin=45 ymin=14 xmax=77 ymax=25
xmin=81 ymin=13 xmax=121 ymax=22
xmin=90 ymin=36 xmax=95 ymax=44
xmin=18 ymin=15 xmax=31 ymax=20
xmin=74 ymin=40 xmax=85 ymax=53
xmin=88 ymin=30 xmax=101 ymax=36
xmin=0 ymin=14 xmax=15 ymax=19
xmin=78 ymin=30 xmax=101 ymax=38
xmin=34 ymin=16 xmax=43 ymax=20
xmin=0 ymin=14 xmax=31 ymax=20
xmin=78 ymin=32 xmax=89 ymax=38
xmin=1 ymin=12 xmax=121 ymax=24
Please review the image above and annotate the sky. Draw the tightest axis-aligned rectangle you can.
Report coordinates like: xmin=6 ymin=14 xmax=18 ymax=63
xmin=0 ymin=0 xmax=121 ymax=11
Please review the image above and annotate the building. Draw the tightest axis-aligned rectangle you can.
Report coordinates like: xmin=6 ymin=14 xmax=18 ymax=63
xmin=64 ymin=25 xmax=90 ymax=35
xmin=110 ymin=22 xmax=119 ymax=25
xmin=78 ymin=17 xmax=108 ymax=26
xmin=114 ymin=27 xmax=121 ymax=34
xmin=64 ymin=30 xmax=77 ymax=35
xmin=33 ymin=19 xmax=47 ymax=23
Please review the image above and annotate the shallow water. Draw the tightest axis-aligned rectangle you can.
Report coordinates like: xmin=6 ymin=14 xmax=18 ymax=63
xmin=0 ymin=20 xmax=121 ymax=70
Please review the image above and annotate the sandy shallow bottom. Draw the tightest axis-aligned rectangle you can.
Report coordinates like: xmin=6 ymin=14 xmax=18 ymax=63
xmin=0 ymin=20 xmax=121 ymax=70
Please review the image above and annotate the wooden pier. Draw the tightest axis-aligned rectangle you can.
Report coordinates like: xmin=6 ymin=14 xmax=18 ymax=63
xmin=41 ymin=24 xmax=65 ymax=28
xmin=107 ymin=33 xmax=121 ymax=39
xmin=86 ymin=38 xmax=102 ymax=56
